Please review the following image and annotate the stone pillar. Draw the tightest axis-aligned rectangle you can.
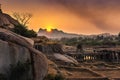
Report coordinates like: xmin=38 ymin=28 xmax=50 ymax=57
xmin=112 ymin=52 xmax=115 ymax=62
xmin=116 ymin=53 xmax=119 ymax=63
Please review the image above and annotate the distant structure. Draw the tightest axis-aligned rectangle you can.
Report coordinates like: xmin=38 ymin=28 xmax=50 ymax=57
xmin=0 ymin=4 xmax=2 ymax=13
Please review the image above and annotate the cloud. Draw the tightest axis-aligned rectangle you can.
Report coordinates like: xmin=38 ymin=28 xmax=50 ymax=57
xmin=52 ymin=0 xmax=120 ymax=32
xmin=37 ymin=0 xmax=120 ymax=31
xmin=1 ymin=0 xmax=120 ymax=34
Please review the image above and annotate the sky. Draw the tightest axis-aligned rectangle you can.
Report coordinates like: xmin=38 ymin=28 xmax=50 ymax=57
xmin=1 ymin=0 xmax=120 ymax=34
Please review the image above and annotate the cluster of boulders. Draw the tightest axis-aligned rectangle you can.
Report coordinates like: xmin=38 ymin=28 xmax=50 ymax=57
xmin=0 ymin=10 xmax=48 ymax=80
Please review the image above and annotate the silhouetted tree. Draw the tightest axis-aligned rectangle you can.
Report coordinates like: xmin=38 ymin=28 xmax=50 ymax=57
xmin=13 ymin=12 xmax=32 ymax=26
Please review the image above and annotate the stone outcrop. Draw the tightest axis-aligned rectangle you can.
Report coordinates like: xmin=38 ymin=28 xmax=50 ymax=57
xmin=35 ymin=43 xmax=64 ymax=54
xmin=0 ymin=10 xmax=19 ymax=29
xmin=53 ymin=53 xmax=78 ymax=65
xmin=0 ymin=28 xmax=48 ymax=80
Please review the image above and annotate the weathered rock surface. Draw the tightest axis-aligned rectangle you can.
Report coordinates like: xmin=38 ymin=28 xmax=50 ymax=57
xmin=0 ymin=11 xmax=19 ymax=29
xmin=35 ymin=43 xmax=64 ymax=54
xmin=53 ymin=53 xmax=78 ymax=65
xmin=0 ymin=28 xmax=48 ymax=80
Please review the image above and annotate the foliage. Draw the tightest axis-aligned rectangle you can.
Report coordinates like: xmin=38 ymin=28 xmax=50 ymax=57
xmin=60 ymin=33 xmax=120 ymax=46
xmin=55 ymin=74 xmax=65 ymax=80
xmin=12 ymin=12 xmax=37 ymax=38
xmin=44 ymin=74 xmax=65 ymax=80
xmin=13 ymin=25 xmax=37 ymax=38
xmin=44 ymin=74 xmax=55 ymax=80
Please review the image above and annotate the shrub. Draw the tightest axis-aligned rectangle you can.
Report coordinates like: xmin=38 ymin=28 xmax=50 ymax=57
xmin=13 ymin=25 xmax=37 ymax=38
xmin=44 ymin=74 xmax=55 ymax=80
xmin=55 ymin=74 xmax=65 ymax=80
xmin=44 ymin=74 xmax=65 ymax=80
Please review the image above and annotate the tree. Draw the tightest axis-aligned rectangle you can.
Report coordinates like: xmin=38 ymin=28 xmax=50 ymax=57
xmin=12 ymin=12 xmax=37 ymax=38
xmin=13 ymin=12 xmax=32 ymax=26
xmin=76 ymin=44 xmax=84 ymax=53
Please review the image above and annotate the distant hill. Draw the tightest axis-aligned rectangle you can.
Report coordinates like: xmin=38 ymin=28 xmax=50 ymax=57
xmin=37 ymin=28 xmax=80 ymax=39
xmin=37 ymin=28 xmax=117 ymax=39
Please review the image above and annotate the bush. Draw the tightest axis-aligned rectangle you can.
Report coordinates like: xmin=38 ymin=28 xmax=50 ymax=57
xmin=13 ymin=25 xmax=37 ymax=38
xmin=55 ymin=74 xmax=65 ymax=80
xmin=44 ymin=74 xmax=65 ymax=80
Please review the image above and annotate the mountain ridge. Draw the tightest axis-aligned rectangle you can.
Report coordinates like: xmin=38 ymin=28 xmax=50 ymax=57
xmin=37 ymin=28 xmax=117 ymax=39
xmin=37 ymin=28 xmax=80 ymax=39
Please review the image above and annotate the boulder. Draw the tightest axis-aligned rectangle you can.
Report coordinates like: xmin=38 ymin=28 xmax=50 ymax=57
xmin=0 ymin=11 xmax=19 ymax=29
xmin=0 ymin=28 xmax=48 ymax=80
xmin=53 ymin=53 xmax=78 ymax=65
xmin=35 ymin=43 xmax=64 ymax=54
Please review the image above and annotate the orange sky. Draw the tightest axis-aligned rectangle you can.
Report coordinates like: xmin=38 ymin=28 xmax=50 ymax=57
xmin=1 ymin=0 xmax=120 ymax=34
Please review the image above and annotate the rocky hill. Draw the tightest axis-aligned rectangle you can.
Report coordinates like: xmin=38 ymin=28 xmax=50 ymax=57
xmin=37 ymin=28 xmax=117 ymax=40
xmin=0 ymin=10 xmax=19 ymax=30
xmin=37 ymin=28 xmax=80 ymax=39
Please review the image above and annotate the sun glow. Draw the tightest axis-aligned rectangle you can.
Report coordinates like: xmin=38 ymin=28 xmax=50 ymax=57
xmin=46 ymin=26 xmax=54 ymax=32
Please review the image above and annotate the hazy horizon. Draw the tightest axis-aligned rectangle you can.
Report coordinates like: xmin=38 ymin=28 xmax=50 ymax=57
xmin=1 ymin=0 xmax=120 ymax=35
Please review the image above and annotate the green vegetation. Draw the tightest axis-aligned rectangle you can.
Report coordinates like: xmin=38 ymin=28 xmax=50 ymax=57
xmin=55 ymin=74 xmax=65 ymax=80
xmin=12 ymin=12 xmax=37 ymax=38
xmin=13 ymin=25 xmax=37 ymax=38
xmin=60 ymin=34 xmax=120 ymax=46
xmin=44 ymin=74 xmax=65 ymax=80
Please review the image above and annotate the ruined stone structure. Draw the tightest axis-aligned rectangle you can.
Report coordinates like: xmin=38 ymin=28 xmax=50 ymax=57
xmin=35 ymin=43 xmax=64 ymax=54
xmin=67 ymin=49 xmax=120 ymax=63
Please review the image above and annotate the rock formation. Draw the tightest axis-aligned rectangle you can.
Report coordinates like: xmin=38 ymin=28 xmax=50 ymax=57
xmin=35 ymin=43 xmax=64 ymax=54
xmin=53 ymin=53 xmax=78 ymax=65
xmin=0 ymin=9 xmax=19 ymax=30
xmin=0 ymin=28 xmax=48 ymax=80
xmin=0 ymin=9 xmax=48 ymax=80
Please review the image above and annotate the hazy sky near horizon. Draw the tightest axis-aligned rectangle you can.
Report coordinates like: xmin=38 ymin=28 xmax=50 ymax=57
xmin=1 ymin=0 xmax=120 ymax=34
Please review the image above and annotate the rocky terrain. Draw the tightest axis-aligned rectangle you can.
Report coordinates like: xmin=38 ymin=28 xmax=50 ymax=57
xmin=1 ymin=8 xmax=120 ymax=80
xmin=0 ymin=9 xmax=19 ymax=29
xmin=33 ymin=36 xmax=119 ymax=80
xmin=0 ymin=10 xmax=48 ymax=80
xmin=45 ymin=45 xmax=120 ymax=80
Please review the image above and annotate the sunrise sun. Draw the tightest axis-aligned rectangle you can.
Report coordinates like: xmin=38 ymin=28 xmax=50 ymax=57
xmin=46 ymin=26 xmax=53 ymax=32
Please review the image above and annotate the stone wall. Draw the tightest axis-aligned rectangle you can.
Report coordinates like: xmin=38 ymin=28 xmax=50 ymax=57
xmin=35 ymin=43 xmax=64 ymax=54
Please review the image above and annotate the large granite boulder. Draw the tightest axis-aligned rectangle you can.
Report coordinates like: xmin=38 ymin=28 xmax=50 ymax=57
xmin=0 ymin=28 xmax=48 ymax=80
